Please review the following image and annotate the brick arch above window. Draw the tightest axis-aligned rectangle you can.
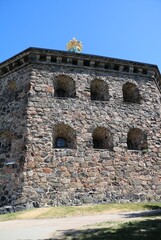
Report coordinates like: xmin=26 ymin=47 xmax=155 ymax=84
xmin=90 ymin=79 xmax=110 ymax=101
xmin=54 ymin=75 xmax=76 ymax=98
xmin=127 ymin=128 xmax=148 ymax=150
xmin=53 ymin=123 xmax=76 ymax=149
xmin=92 ymin=127 xmax=113 ymax=150
xmin=122 ymin=82 xmax=141 ymax=103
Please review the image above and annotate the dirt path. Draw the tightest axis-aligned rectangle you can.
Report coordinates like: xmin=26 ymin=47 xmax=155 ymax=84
xmin=0 ymin=209 xmax=160 ymax=240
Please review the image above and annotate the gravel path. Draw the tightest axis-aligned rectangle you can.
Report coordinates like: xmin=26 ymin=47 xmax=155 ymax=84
xmin=0 ymin=209 xmax=160 ymax=240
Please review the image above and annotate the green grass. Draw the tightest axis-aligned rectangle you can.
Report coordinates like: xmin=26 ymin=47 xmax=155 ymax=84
xmin=0 ymin=202 xmax=161 ymax=221
xmin=59 ymin=218 xmax=161 ymax=240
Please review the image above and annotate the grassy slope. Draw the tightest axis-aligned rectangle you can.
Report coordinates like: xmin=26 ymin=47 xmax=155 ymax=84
xmin=60 ymin=219 xmax=161 ymax=240
xmin=0 ymin=202 xmax=161 ymax=221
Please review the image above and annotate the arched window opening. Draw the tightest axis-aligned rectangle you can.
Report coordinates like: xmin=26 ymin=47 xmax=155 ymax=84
xmin=90 ymin=79 xmax=109 ymax=101
xmin=53 ymin=124 xmax=76 ymax=149
xmin=92 ymin=127 xmax=113 ymax=150
xmin=127 ymin=128 xmax=148 ymax=150
xmin=54 ymin=75 xmax=76 ymax=98
xmin=0 ymin=131 xmax=11 ymax=154
xmin=122 ymin=82 xmax=141 ymax=103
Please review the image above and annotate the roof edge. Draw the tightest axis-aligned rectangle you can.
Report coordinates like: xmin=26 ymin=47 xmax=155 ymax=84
xmin=0 ymin=47 xmax=160 ymax=71
xmin=0 ymin=47 xmax=160 ymax=93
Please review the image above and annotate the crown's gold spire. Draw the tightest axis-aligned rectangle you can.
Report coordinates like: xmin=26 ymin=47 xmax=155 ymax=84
xmin=66 ymin=37 xmax=83 ymax=53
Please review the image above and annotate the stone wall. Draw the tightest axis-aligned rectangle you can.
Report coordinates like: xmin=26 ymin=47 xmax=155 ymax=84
xmin=23 ymin=63 xmax=161 ymax=207
xmin=0 ymin=66 xmax=31 ymax=210
xmin=0 ymin=56 xmax=161 ymax=212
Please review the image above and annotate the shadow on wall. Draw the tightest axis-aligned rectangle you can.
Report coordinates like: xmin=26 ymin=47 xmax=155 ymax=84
xmin=0 ymin=79 xmax=30 ymax=212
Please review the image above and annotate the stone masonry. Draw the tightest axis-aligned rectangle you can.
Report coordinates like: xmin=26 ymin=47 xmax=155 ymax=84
xmin=0 ymin=47 xmax=161 ymax=212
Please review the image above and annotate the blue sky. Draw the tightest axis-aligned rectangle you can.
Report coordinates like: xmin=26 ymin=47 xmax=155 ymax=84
xmin=1 ymin=0 xmax=161 ymax=70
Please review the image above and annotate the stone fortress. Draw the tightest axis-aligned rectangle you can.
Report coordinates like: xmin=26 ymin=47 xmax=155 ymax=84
xmin=0 ymin=38 xmax=161 ymax=212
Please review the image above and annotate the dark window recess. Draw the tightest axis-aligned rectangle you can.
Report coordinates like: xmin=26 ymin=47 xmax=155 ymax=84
xmin=142 ymin=69 xmax=147 ymax=75
xmin=13 ymin=61 xmax=21 ymax=68
xmin=127 ymin=128 xmax=148 ymax=150
xmin=53 ymin=123 xmax=76 ymax=149
xmin=114 ymin=65 xmax=119 ymax=71
xmin=123 ymin=82 xmax=141 ymax=103
xmin=91 ymin=91 xmax=98 ymax=100
xmin=133 ymin=67 xmax=138 ymax=73
xmin=39 ymin=55 xmax=46 ymax=62
xmin=54 ymin=75 xmax=76 ymax=98
xmin=83 ymin=60 xmax=90 ymax=66
xmin=19 ymin=60 xmax=23 ymax=66
xmin=51 ymin=56 xmax=57 ymax=62
xmin=93 ymin=139 xmax=103 ymax=149
xmin=55 ymin=138 xmax=66 ymax=148
xmin=90 ymin=79 xmax=110 ymax=101
xmin=124 ymin=66 xmax=129 ymax=72
xmin=72 ymin=59 xmax=78 ymax=65
xmin=55 ymin=89 xmax=66 ymax=98
xmin=2 ymin=68 xmax=8 ymax=74
xmin=105 ymin=64 xmax=109 ymax=69
xmin=92 ymin=127 xmax=113 ymax=150
xmin=24 ymin=55 xmax=29 ymax=63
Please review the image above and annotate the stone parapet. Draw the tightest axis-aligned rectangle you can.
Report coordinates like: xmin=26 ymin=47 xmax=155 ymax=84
xmin=0 ymin=48 xmax=160 ymax=92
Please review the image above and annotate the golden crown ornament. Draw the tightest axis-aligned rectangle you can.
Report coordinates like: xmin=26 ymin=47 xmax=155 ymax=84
xmin=66 ymin=38 xmax=83 ymax=53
